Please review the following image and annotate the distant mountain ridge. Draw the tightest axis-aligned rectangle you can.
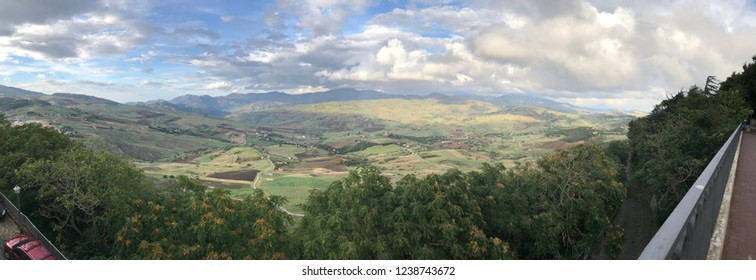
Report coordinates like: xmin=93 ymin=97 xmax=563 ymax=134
xmin=0 ymin=84 xmax=644 ymax=117
xmin=0 ymin=85 xmax=45 ymax=98
xmin=162 ymin=88 xmax=607 ymax=116
xmin=40 ymin=92 xmax=119 ymax=106
xmin=165 ymin=88 xmax=393 ymax=116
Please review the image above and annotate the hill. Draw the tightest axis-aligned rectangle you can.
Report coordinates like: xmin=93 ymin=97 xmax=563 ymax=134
xmin=40 ymin=92 xmax=120 ymax=106
xmin=0 ymin=85 xmax=45 ymax=98
xmin=166 ymin=88 xmax=392 ymax=116
xmin=0 ymin=95 xmax=257 ymax=161
xmin=162 ymin=88 xmax=615 ymax=117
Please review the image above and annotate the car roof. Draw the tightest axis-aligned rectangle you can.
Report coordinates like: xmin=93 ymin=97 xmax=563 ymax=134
xmin=9 ymin=235 xmax=56 ymax=260
xmin=19 ymin=241 xmax=55 ymax=260
xmin=5 ymin=235 xmax=32 ymax=248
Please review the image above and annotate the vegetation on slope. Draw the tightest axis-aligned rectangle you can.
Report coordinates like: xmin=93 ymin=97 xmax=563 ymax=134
xmin=1 ymin=114 xmax=625 ymax=259
xmin=627 ymin=71 xmax=752 ymax=224
xmin=297 ymin=144 xmax=625 ymax=260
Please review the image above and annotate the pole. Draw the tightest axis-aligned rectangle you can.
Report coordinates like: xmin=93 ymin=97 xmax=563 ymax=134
xmin=13 ymin=185 xmax=20 ymax=212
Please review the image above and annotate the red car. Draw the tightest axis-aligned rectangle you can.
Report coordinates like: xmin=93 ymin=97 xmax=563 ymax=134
xmin=3 ymin=235 xmax=56 ymax=260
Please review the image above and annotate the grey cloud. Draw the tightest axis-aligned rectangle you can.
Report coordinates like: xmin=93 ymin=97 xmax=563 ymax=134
xmin=265 ymin=0 xmax=373 ymax=37
xmin=79 ymin=80 xmax=116 ymax=87
xmin=140 ymin=81 xmax=164 ymax=87
xmin=6 ymin=14 xmax=150 ymax=60
xmin=15 ymin=38 xmax=80 ymax=59
xmin=0 ymin=27 xmax=15 ymax=36
xmin=187 ymin=52 xmax=326 ymax=92
xmin=46 ymin=79 xmax=67 ymax=86
xmin=370 ymin=5 xmax=502 ymax=35
xmin=475 ymin=0 xmax=592 ymax=20
xmin=142 ymin=67 xmax=154 ymax=73
xmin=173 ymin=25 xmax=221 ymax=40
xmin=263 ymin=29 xmax=288 ymax=41
xmin=0 ymin=0 xmax=99 ymax=26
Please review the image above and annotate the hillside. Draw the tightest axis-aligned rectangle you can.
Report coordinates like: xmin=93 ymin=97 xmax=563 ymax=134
xmin=166 ymin=88 xmax=392 ymax=116
xmin=0 ymin=93 xmax=258 ymax=161
xmin=0 ymin=84 xmax=635 ymax=216
xmin=39 ymin=92 xmax=119 ymax=106
xmin=0 ymin=85 xmax=45 ymax=98
xmin=160 ymin=87 xmax=627 ymax=117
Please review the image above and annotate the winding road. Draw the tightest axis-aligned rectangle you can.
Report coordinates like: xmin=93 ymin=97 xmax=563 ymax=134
xmin=251 ymin=154 xmax=305 ymax=217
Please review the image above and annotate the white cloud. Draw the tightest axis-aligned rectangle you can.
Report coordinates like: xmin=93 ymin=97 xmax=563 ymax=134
xmin=125 ymin=51 xmax=157 ymax=63
xmin=3 ymin=0 xmax=756 ymax=111
xmin=203 ymin=81 xmax=234 ymax=91
xmin=267 ymin=0 xmax=372 ymax=36
xmin=289 ymin=85 xmax=329 ymax=94
xmin=1 ymin=13 xmax=148 ymax=62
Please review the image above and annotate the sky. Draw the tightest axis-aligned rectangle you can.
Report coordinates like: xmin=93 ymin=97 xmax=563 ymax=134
xmin=1 ymin=0 xmax=756 ymax=111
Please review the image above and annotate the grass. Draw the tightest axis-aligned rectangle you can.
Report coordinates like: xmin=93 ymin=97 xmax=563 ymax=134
xmin=351 ymin=144 xmax=403 ymax=157
xmin=263 ymin=144 xmax=308 ymax=160
xmin=255 ymin=174 xmax=339 ymax=213
xmin=418 ymin=149 xmax=483 ymax=171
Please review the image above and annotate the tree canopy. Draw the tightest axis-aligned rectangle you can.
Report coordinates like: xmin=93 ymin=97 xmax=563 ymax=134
xmin=19 ymin=143 xmax=154 ymax=258
xmin=628 ymin=82 xmax=750 ymax=223
xmin=114 ymin=177 xmax=292 ymax=260
xmin=0 ymin=116 xmax=71 ymax=218
xmin=298 ymin=144 xmax=625 ymax=259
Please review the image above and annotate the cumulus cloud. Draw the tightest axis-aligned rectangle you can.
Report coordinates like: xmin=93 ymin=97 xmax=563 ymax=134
xmin=265 ymin=0 xmax=373 ymax=36
xmin=0 ymin=0 xmax=99 ymax=35
xmin=3 ymin=0 xmax=756 ymax=110
xmin=203 ymin=80 xmax=234 ymax=91
xmin=290 ymin=85 xmax=330 ymax=94
xmin=2 ymin=13 xmax=149 ymax=61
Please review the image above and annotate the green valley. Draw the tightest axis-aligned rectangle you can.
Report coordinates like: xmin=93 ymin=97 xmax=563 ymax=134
xmin=1 ymin=90 xmax=636 ymax=211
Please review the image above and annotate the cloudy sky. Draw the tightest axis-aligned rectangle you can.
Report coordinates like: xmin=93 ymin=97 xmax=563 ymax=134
xmin=1 ymin=0 xmax=756 ymax=110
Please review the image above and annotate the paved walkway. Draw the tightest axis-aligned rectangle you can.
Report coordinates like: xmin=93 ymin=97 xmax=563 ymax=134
xmin=722 ymin=130 xmax=756 ymax=259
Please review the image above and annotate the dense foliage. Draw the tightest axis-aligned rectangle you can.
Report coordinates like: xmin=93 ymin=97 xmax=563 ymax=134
xmin=628 ymin=84 xmax=750 ymax=223
xmin=2 ymin=116 xmax=295 ymax=259
xmin=20 ymin=143 xmax=154 ymax=258
xmin=0 ymin=116 xmax=72 ymax=223
xmin=297 ymin=166 xmax=513 ymax=259
xmin=298 ymin=144 xmax=625 ymax=259
xmin=114 ymin=178 xmax=292 ymax=260
xmin=2 ymin=115 xmax=625 ymax=259
xmin=721 ymin=56 xmax=756 ymax=114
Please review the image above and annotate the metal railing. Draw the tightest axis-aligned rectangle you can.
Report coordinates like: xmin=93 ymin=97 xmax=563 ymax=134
xmin=0 ymin=192 xmax=67 ymax=260
xmin=639 ymin=123 xmax=743 ymax=259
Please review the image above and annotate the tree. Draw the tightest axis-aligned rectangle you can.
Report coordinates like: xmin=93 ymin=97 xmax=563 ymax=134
xmin=297 ymin=166 xmax=398 ymax=259
xmin=114 ymin=177 xmax=292 ymax=260
xmin=720 ymin=55 xmax=756 ymax=115
xmin=473 ymin=145 xmax=625 ymax=259
xmin=297 ymin=166 xmax=512 ymax=259
xmin=628 ymin=84 xmax=749 ymax=223
xmin=19 ymin=143 xmax=153 ymax=258
xmin=0 ymin=117 xmax=72 ymax=226
xmin=390 ymin=170 xmax=512 ymax=259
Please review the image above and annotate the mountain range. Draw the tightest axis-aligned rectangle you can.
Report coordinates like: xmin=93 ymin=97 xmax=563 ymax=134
xmin=1 ymin=84 xmax=644 ymax=117
xmin=154 ymin=88 xmax=639 ymax=117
